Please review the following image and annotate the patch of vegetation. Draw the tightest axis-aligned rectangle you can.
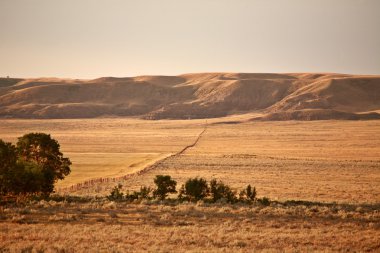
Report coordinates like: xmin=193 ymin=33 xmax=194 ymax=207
xmin=105 ymin=175 xmax=268 ymax=205
xmin=107 ymin=184 xmax=124 ymax=201
xmin=209 ymin=179 xmax=238 ymax=203
xmin=178 ymin=177 xmax=209 ymax=202
xmin=0 ymin=133 xmax=71 ymax=196
xmin=153 ymin=175 xmax=177 ymax=200
xmin=239 ymin=184 xmax=256 ymax=203
xmin=257 ymin=197 xmax=270 ymax=206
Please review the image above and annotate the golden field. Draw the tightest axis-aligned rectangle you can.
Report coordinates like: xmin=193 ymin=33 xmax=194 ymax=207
xmin=0 ymin=117 xmax=380 ymax=252
xmin=1 ymin=200 xmax=379 ymax=252
xmin=1 ymin=118 xmax=377 ymax=203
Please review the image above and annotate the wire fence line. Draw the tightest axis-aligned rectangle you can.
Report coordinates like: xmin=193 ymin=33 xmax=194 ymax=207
xmin=58 ymin=122 xmax=208 ymax=193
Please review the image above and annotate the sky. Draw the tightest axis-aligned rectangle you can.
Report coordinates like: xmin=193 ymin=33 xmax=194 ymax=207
xmin=0 ymin=0 xmax=379 ymax=78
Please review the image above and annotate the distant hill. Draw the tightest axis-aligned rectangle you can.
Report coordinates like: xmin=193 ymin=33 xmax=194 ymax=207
xmin=0 ymin=73 xmax=379 ymax=120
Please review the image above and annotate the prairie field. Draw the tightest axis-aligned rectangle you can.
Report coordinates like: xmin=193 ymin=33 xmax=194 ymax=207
xmin=1 ymin=199 xmax=380 ymax=252
xmin=2 ymin=118 xmax=377 ymax=203
xmin=0 ymin=117 xmax=380 ymax=252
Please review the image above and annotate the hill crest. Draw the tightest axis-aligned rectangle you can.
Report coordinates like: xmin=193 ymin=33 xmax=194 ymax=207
xmin=0 ymin=73 xmax=379 ymax=120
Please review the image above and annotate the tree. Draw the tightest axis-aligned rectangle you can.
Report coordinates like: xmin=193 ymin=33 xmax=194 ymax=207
xmin=16 ymin=133 xmax=71 ymax=194
xmin=153 ymin=175 xmax=177 ymax=200
xmin=179 ymin=177 xmax=209 ymax=202
xmin=0 ymin=140 xmax=18 ymax=194
xmin=9 ymin=161 xmax=45 ymax=194
xmin=210 ymin=179 xmax=237 ymax=203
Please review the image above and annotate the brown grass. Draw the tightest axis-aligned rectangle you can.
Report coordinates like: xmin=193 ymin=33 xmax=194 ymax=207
xmin=0 ymin=118 xmax=379 ymax=251
xmin=15 ymin=118 xmax=377 ymax=203
xmin=1 ymin=200 xmax=379 ymax=252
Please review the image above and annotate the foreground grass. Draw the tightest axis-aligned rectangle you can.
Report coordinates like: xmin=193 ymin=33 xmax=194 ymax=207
xmin=1 ymin=198 xmax=379 ymax=252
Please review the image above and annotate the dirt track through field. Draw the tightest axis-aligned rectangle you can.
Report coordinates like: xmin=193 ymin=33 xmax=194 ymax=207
xmin=58 ymin=122 xmax=208 ymax=193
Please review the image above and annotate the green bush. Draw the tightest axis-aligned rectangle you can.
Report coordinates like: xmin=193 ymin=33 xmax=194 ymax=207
xmin=153 ymin=175 xmax=177 ymax=200
xmin=209 ymin=179 xmax=237 ymax=203
xmin=179 ymin=177 xmax=209 ymax=202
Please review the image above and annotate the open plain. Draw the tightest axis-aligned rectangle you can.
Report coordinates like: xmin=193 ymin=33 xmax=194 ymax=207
xmin=1 ymin=117 xmax=380 ymax=252
xmin=1 ymin=118 xmax=379 ymax=202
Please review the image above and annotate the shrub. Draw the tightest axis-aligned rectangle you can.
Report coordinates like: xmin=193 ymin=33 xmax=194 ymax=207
xmin=179 ymin=177 xmax=209 ymax=202
xmin=239 ymin=184 xmax=257 ymax=203
xmin=209 ymin=179 xmax=237 ymax=203
xmin=137 ymin=186 xmax=153 ymax=199
xmin=257 ymin=197 xmax=271 ymax=206
xmin=107 ymin=184 xmax=124 ymax=201
xmin=153 ymin=175 xmax=177 ymax=200
xmin=125 ymin=186 xmax=153 ymax=201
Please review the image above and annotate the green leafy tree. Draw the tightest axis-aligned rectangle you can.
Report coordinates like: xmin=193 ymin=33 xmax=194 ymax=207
xmin=11 ymin=162 xmax=46 ymax=194
xmin=16 ymin=133 xmax=71 ymax=194
xmin=179 ymin=177 xmax=209 ymax=202
xmin=153 ymin=175 xmax=177 ymax=200
xmin=0 ymin=140 xmax=18 ymax=194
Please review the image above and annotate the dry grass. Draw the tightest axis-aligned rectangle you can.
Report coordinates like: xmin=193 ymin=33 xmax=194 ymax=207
xmin=0 ymin=118 xmax=379 ymax=251
xmin=1 ymin=200 xmax=379 ymax=252
xmin=1 ymin=119 xmax=379 ymax=202
xmin=0 ymin=118 xmax=205 ymax=189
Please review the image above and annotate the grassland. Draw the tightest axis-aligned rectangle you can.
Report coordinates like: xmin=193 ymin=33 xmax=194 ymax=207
xmin=0 ymin=117 xmax=379 ymax=252
xmin=1 ymin=199 xmax=379 ymax=252
xmin=0 ymin=118 xmax=205 ymax=189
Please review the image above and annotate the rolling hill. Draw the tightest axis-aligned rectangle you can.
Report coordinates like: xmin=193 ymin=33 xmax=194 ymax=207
xmin=0 ymin=73 xmax=379 ymax=120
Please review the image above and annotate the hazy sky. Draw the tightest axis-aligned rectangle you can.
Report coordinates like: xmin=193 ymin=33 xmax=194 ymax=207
xmin=1 ymin=0 xmax=379 ymax=78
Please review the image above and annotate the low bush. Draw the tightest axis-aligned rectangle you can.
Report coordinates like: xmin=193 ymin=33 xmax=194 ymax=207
xmin=105 ymin=175 xmax=267 ymax=205
xmin=257 ymin=197 xmax=271 ymax=206
xmin=153 ymin=175 xmax=177 ymax=200
xmin=210 ymin=179 xmax=237 ymax=203
xmin=125 ymin=186 xmax=153 ymax=201
xmin=107 ymin=184 xmax=124 ymax=201
xmin=179 ymin=177 xmax=209 ymax=202
xmin=239 ymin=184 xmax=257 ymax=203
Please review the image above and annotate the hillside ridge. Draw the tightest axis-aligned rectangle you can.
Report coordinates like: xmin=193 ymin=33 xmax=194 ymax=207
xmin=0 ymin=73 xmax=379 ymax=120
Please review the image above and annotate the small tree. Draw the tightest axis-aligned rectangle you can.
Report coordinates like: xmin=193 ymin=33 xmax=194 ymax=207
xmin=210 ymin=179 xmax=237 ymax=203
xmin=153 ymin=175 xmax=177 ymax=200
xmin=179 ymin=177 xmax=209 ymax=202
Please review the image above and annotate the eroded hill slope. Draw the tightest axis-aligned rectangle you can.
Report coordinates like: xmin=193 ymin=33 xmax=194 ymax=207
xmin=0 ymin=73 xmax=379 ymax=120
